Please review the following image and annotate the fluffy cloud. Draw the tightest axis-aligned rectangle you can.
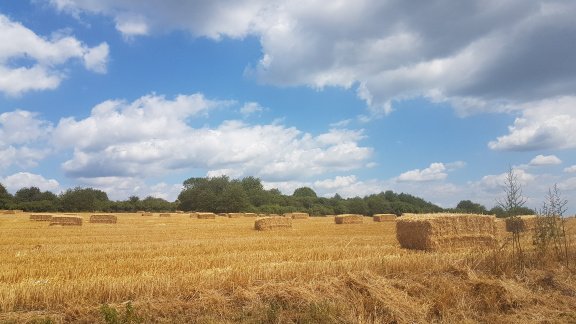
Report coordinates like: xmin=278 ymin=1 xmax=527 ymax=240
xmin=1 ymin=172 xmax=60 ymax=193
xmin=489 ymin=96 xmax=576 ymax=151
xmin=529 ymin=154 xmax=562 ymax=166
xmin=396 ymin=162 xmax=464 ymax=182
xmin=240 ymin=102 xmax=265 ymax=116
xmin=49 ymin=1 xmax=576 ymax=119
xmin=564 ymin=165 xmax=576 ymax=174
xmin=52 ymin=93 xmax=373 ymax=183
xmin=0 ymin=14 xmax=109 ymax=95
xmin=0 ymin=110 xmax=52 ymax=169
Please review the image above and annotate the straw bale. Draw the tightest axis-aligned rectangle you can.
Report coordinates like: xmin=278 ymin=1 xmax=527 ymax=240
xmin=142 ymin=212 xmax=154 ymax=216
xmin=175 ymin=210 xmax=184 ymax=214
xmin=284 ymin=212 xmax=309 ymax=219
xmin=159 ymin=213 xmax=171 ymax=217
xmin=244 ymin=213 xmax=257 ymax=217
xmin=267 ymin=214 xmax=281 ymax=218
xmin=505 ymin=215 xmax=537 ymax=233
xmin=373 ymin=214 xmax=396 ymax=222
xmin=50 ymin=216 xmax=83 ymax=226
xmin=2 ymin=210 xmax=16 ymax=214
xmin=228 ymin=213 xmax=244 ymax=218
xmin=89 ymin=214 xmax=117 ymax=224
xmin=189 ymin=212 xmax=198 ymax=218
xmin=395 ymin=214 xmax=497 ymax=251
xmin=254 ymin=217 xmax=292 ymax=231
xmin=335 ymin=214 xmax=364 ymax=224
xmin=30 ymin=214 xmax=53 ymax=222
xmin=197 ymin=212 xmax=216 ymax=219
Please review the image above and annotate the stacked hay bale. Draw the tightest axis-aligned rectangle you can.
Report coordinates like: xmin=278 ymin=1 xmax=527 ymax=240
xmin=228 ymin=213 xmax=244 ymax=218
xmin=142 ymin=212 xmax=153 ymax=217
xmin=505 ymin=215 xmax=537 ymax=233
xmin=396 ymin=214 xmax=497 ymax=251
xmin=89 ymin=214 xmax=117 ymax=224
xmin=159 ymin=213 xmax=171 ymax=217
xmin=197 ymin=212 xmax=216 ymax=219
xmin=254 ymin=217 xmax=292 ymax=231
xmin=335 ymin=214 xmax=364 ymax=224
xmin=50 ymin=216 xmax=83 ymax=226
xmin=373 ymin=214 xmax=396 ymax=222
xmin=284 ymin=212 xmax=309 ymax=219
xmin=30 ymin=214 xmax=53 ymax=222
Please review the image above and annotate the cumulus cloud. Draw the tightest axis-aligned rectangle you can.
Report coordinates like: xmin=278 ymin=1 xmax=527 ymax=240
xmin=52 ymin=93 xmax=373 ymax=183
xmin=489 ymin=96 xmax=576 ymax=151
xmin=529 ymin=154 xmax=562 ymax=166
xmin=0 ymin=110 xmax=52 ymax=169
xmin=49 ymin=1 xmax=576 ymax=117
xmin=396 ymin=162 xmax=464 ymax=182
xmin=1 ymin=172 xmax=60 ymax=193
xmin=0 ymin=14 xmax=109 ymax=95
xmin=564 ymin=165 xmax=576 ymax=174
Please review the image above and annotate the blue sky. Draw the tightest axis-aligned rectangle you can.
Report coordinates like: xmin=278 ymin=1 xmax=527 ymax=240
xmin=1 ymin=1 xmax=576 ymax=213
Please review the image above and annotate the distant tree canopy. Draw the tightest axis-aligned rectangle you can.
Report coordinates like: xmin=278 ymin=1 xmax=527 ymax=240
xmin=176 ymin=176 xmax=444 ymax=215
xmin=0 ymin=174 xmax=538 ymax=215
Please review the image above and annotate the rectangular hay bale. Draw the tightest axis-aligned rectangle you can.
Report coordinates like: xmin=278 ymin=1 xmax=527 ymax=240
xmin=141 ymin=212 xmax=154 ymax=216
xmin=159 ymin=213 xmax=171 ymax=217
xmin=50 ymin=216 xmax=83 ymax=226
xmin=89 ymin=214 xmax=117 ymax=224
xmin=254 ymin=217 xmax=292 ymax=231
xmin=228 ymin=213 xmax=244 ymax=218
xmin=335 ymin=214 xmax=364 ymax=224
xmin=244 ymin=213 xmax=257 ymax=217
xmin=30 ymin=214 xmax=53 ymax=222
xmin=197 ymin=212 xmax=216 ymax=219
xmin=505 ymin=215 xmax=537 ymax=233
xmin=395 ymin=214 xmax=497 ymax=251
xmin=373 ymin=214 xmax=396 ymax=222
xmin=284 ymin=212 xmax=309 ymax=219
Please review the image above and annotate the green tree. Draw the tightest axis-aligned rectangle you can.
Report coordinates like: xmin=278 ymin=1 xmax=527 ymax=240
xmin=292 ymin=187 xmax=317 ymax=198
xmin=455 ymin=200 xmax=487 ymax=214
xmin=59 ymin=187 xmax=110 ymax=212
xmin=347 ymin=197 xmax=368 ymax=215
xmin=218 ymin=181 xmax=250 ymax=212
xmin=0 ymin=183 xmax=13 ymax=209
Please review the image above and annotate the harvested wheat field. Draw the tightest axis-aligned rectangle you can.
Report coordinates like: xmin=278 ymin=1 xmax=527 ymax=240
xmin=1 ymin=212 xmax=575 ymax=323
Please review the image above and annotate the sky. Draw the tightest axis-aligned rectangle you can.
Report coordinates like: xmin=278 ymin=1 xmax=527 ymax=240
xmin=1 ymin=0 xmax=576 ymax=213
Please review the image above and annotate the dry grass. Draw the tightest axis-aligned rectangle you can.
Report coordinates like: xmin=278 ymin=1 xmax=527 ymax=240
xmin=396 ymin=213 xmax=497 ymax=251
xmin=373 ymin=214 xmax=396 ymax=222
xmin=335 ymin=214 xmax=364 ymax=224
xmin=0 ymin=212 xmax=575 ymax=323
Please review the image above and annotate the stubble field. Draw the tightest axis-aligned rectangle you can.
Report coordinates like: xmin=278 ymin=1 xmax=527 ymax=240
xmin=1 ymin=213 xmax=575 ymax=323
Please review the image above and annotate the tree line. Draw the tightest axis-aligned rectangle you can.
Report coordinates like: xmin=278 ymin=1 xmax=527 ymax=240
xmin=0 ymin=175 xmax=535 ymax=216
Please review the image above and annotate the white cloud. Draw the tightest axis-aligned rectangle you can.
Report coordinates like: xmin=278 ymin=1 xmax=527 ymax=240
xmin=74 ymin=176 xmax=182 ymax=201
xmin=564 ymin=165 xmax=576 ymax=173
xmin=489 ymin=96 xmax=576 ymax=151
xmin=0 ymin=110 xmax=52 ymax=169
xmin=396 ymin=162 xmax=465 ymax=182
xmin=0 ymin=14 xmax=109 ymax=95
xmin=50 ymin=1 xmax=576 ymax=120
xmin=240 ymin=102 xmax=265 ymax=116
xmin=529 ymin=154 xmax=562 ymax=166
xmin=1 ymin=172 xmax=60 ymax=193
xmin=52 ymin=93 xmax=373 ymax=185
